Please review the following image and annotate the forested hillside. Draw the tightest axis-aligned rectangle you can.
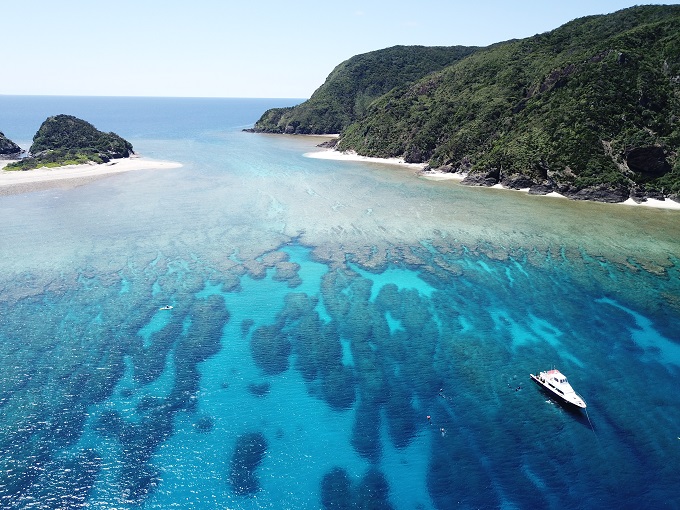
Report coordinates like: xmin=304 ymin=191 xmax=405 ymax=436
xmin=251 ymin=5 xmax=680 ymax=202
xmin=338 ymin=5 xmax=680 ymax=200
xmin=249 ymin=45 xmax=478 ymax=134
xmin=6 ymin=115 xmax=133 ymax=171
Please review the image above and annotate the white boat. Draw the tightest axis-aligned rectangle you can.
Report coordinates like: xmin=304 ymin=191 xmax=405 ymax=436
xmin=159 ymin=305 xmax=173 ymax=310
xmin=530 ymin=368 xmax=586 ymax=409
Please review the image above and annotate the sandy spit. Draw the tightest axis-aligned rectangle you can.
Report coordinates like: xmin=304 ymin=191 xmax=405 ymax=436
xmin=0 ymin=156 xmax=182 ymax=196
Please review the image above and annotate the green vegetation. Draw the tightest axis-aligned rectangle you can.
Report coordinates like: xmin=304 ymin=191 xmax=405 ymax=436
xmin=0 ymin=131 xmax=21 ymax=156
xmin=338 ymin=6 xmax=680 ymax=197
xmin=6 ymin=115 xmax=133 ymax=171
xmin=249 ymin=45 xmax=478 ymax=134
xmin=5 ymin=150 xmax=107 ymax=171
xmin=252 ymin=6 xmax=680 ymax=201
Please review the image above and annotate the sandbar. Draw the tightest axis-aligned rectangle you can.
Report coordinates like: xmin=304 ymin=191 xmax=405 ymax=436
xmin=0 ymin=156 xmax=182 ymax=196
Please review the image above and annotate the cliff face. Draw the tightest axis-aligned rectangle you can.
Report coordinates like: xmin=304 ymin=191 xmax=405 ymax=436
xmin=0 ymin=132 xmax=22 ymax=157
xmin=6 ymin=115 xmax=133 ymax=171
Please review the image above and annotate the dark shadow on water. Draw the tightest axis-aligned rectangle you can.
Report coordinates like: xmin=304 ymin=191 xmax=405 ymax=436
xmin=530 ymin=383 xmax=593 ymax=429
xmin=228 ymin=431 xmax=268 ymax=496
xmin=247 ymin=381 xmax=271 ymax=397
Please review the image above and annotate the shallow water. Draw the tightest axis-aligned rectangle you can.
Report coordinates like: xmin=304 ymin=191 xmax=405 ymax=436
xmin=0 ymin=97 xmax=679 ymax=509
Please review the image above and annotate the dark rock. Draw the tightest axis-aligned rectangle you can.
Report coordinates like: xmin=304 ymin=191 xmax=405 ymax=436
xmin=500 ymin=174 xmax=536 ymax=189
xmin=486 ymin=167 xmax=501 ymax=182
xmin=532 ymin=63 xmax=577 ymax=96
xmin=0 ymin=131 xmax=22 ymax=156
xmin=461 ymin=170 xmax=498 ymax=187
xmin=644 ymin=188 xmax=667 ymax=200
xmin=318 ymin=138 xmax=339 ymax=149
xmin=431 ymin=164 xmax=455 ymax=173
xmin=629 ymin=186 xmax=667 ymax=203
xmin=431 ymin=156 xmax=473 ymax=175
xmin=528 ymin=183 xmax=554 ymax=195
xmin=559 ymin=184 xmax=630 ymax=203
xmin=626 ymin=146 xmax=671 ymax=180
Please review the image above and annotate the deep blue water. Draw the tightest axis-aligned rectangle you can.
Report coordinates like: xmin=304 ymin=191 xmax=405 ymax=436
xmin=0 ymin=95 xmax=303 ymax=144
xmin=0 ymin=96 xmax=679 ymax=509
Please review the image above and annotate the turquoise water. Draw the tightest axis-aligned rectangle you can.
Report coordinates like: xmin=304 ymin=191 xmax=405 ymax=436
xmin=0 ymin=96 xmax=679 ymax=508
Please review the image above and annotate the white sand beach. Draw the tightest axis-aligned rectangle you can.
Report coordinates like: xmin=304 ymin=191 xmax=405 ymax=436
xmin=305 ymin=148 xmax=680 ymax=211
xmin=418 ymin=169 xmax=466 ymax=181
xmin=621 ymin=197 xmax=680 ymax=210
xmin=304 ymin=148 xmax=427 ymax=169
xmin=0 ymin=156 xmax=182 ymax=196
xmin=418 ymin=170 xmax=680 ymax=209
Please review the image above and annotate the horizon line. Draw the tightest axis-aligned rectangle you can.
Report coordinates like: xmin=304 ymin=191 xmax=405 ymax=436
xmin=0 ymin=94 xmax=308 ymax=100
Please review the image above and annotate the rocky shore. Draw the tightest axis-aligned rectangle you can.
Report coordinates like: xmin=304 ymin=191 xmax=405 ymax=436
xmin=426 ymin=166 xmax=680 ymax=206
xmin=311 ymin=140 xmax=680 ymax=207
xmin=0 ymin=132 xmax=22 ymax=158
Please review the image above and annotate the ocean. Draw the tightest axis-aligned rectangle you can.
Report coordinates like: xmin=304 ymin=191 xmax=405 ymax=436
xmin=0 ymin=96 xmax=679 ymax=509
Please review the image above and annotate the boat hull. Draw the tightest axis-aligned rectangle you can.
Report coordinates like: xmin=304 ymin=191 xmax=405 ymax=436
xmin=530 ymin=373 xmax=586 ymax=409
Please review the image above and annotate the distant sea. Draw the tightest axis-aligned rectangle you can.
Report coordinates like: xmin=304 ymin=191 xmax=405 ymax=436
xmin=0 ymin=96 xmax=679 ymax=509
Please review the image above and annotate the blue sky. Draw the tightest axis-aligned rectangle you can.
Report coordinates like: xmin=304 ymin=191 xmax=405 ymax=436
xmin=3 ymin=1 xmax=678 ymax=98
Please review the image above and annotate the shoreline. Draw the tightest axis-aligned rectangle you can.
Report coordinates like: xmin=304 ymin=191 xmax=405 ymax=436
xmin=303 ymin=148 xmax=426 ymax=169
xmin=304 ymin=149 xmax=680 ymax=211
xmin=420 ymin=170 xmax=680 ymax=210
xmin=0 ymin=156 xmax=182 ymax=196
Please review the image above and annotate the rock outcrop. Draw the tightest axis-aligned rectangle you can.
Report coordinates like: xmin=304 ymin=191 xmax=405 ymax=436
xmin=457 ymin=164 xmax=671 ymax=203
xmin=30 ymin=115 xmax=133 ymax=161
xmin=6 ymin=115 xmax=133 ymax=171
xmin=0 ymin=132 xmax=22 ymax=157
